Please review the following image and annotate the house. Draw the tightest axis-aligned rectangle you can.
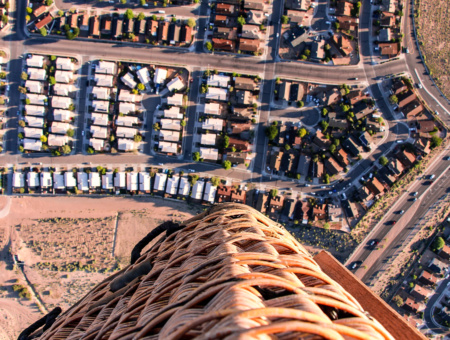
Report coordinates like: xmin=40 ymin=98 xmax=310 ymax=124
xmin=231 ymin=189 xmax=246 ymax=204
xmin=332 ymin=35 xmax=354 ymax=57
xmin=391 ymin=78 xmax=407 ymax=95
xmin=116 ymin=116 xmax=139 ymax=127
xmin=54 ymin=84 xmax=74 ymax=97
xmin=378 ymin=42 xmax=399 ymax=57
xmin=25 ymin=116 xmax=44 ymax=128
xmin=366 ymin=178 xmax=385 ymax=196
xmin=114 ymin=19 xmax=123 ymax=38
xmin=336 ymin=0 xmax=353 ymax=16
xmin=200 ymin=133 xmax=217 ymax=146
xmin=158 ymin=141 xmax=178 ymax=153
xmin=35 ymin=13 xmax=54 ymax=30
xmin=246 ymin=10 xmax=264 ymax=25
xmin=208 ymin=74 xmax=230 ymax=88
xmin=402 ymin=100 xmax=423 ymax=119
xmin=64 ymin=171 xmax=77 ymax=188
xmin=214 ymin=27 xmax=237 ymax=41
xmin=119 ymin=102 xmax=137 ymax=115
xmin=354 ymin=100 xmax=372 ymax=120
xmin=116 ymin=126 xmax=137 ymax=139
xmin=334 ymin=148 xmax=349 ymax=166
xmin=191 ymin=180 xmax=205 ymax=200
xmin=216 ymin=3 xmax=235 ymax=15
xmin=289 ymin=83 xmax=304 ymax=102
xmin=27 ymin=172 xmax=39 ymax=188
xmin=163 ymin=107 xmax=182 ymax=119
xmin=311 ymin=40 xmax=325 ymax=61
xmin=234 ymin=77 xmax=257 ymax=91
xmin=200 ymin=147 xmax=219 ymax=161
xmin=118 ymin=89 xmax=137 ymax=103
xmin=147 ymin=20 xmax=158 ymax=36
xmin=167 ymin=93 xmax=183 ymax=106
xmin=414 ymin=138 xmax=431 ymax=155
xmin=439 ymin=244 xmax=450 ymax=261
xmin=403 ymin=297 xmax=424 ymax=314
xmin=90 ymin=16 xmax=100 ymax=37
xmin=77 ymin=172 xmax=89 ymax=192
xmin=27 ymin=68 xmax=46 ymax=81
xmin=215 ymin=15 xmax=229 ymax=27
xmin=255 ymin=192 xmax=269 ymax=213
xmin=269 ymin=151 xmax=283 ymax=171
xmin=287 ymin=10 xmax=306 ymax=25
xmin=342 ymin=199 xmax=358 ymax=219
xmin=397 ymin=90 xmax=416 ymax=108
xmin=180 ymin=25 xmax=192 ymax=43
xmin=212 ymin=38 xmax=235 ymax=51
xmin=418 ymin=120 xmax=436 ymax=133
xmin=217 ymin=185 xmax=232 ymax=203
xmin=96 ymin=61 xmax=117 ymax=75
xmin=380 ymin=12 xmax=395 ymax=27
xmin=324 ymin=157 xmax=343 ymax=175
xmin=92 ymin=100 xmax=109 ymax=113
xmin=203 ymin=103 xmax=221 ymax=116
xmin=313 ymin=130 xmax=331 ymax=149
xmin=244 ymin=0 xmax=265 ymax=10
xmin=25 ymin=80 xmax=43 ymax=93
xmin=94 ymin=74 xmax=114 ymax=87
xmin=411 ymin=285 xmax=432 ymax=301
xmin=69 ymin=14 xmax=78 ymax=28
xmin=158 ymin=21 xmax=169 ymax=41
xmin=168 ymin=23 xmax=181 ymax=45
xmin=281 ymin=198 xmax=296 ymax=221
xmin=347 ymin=90 xmax=363 ymax=105
xmin=137 ymin=68 xmax=150 ymax=88
xmin=90 ymin=138 xmax=104 ymax=151
xmin=241 ymin=24 xmax=259 ymax=39
xmin=121 ymin=73 xmax=137 ymax=89
xmin=102 ymin=173 xmax=114 ymax=190
xmin=25 ymin=105 xmax=45 ymax=117
xmin=313 ymin=203 xmax=327 ymax=221
xmin=177 ymin=177 xmax=190 ymax=197
xmin=55 ymin=70 xmax=74 ymax=83
xmin=165 ymin=176 xmax=179 ymax=196
xmin=279 ymin=82 xmax=291 ymax=102
xmin=359 ymin=131 xmax=373 ymax=148
xmin=90 ymin=125 xmax=108 ymax=139
xmin=418 ymin=270 xmax=438 ymax=286
xmin=296 ymin=154 xmax=311 ymax=178
xmin=23 ymin=138 xmax=42 ymax=151
xmin=56 ymin=57 xmax=75 ymax=71
xmin=12 ymin=172 xmax=25 ymax=190
xmin=139 ymin=172 xmax=151 ymax=193
xmin=33 ymin=5 xmax=48 ymax=18
xmin=206 ymin=87 xmax=228 ymax=101
xmin=202 ymin=118 xmax=224 ymax=131
xmin=382 ymin=0 xmax=395 ymax=12
xmin=89 ymin=172 xmax=101 ymax=190
xmin=329 ymin=117 xmax=348 ymax=130
xmin=328 ymin=204 xmax=342 ymax=222
xmin=235 ymin=90 xmax=252 ymax=105
xmin=167 ymin=76 xmax=184 ymax=92
xmin=40 ymin=172 xmax=52 ymax=190
xmin=336 ymin=16 xmax=359 ymax=32
xmin=239 ymin=38 xmax=261 ymax=53
xmin=24 ymin=127 xmax=43 ymax=139
xmin=397 ymin=149 xmax=416 ymax=168
xmin=26 ymin=93 xmax=47 ymax=106
xmin=285 ymin=0 xmax=310 ymax=11
xmin=159 ymin=130 xmax=180 ymax=142
xmin=268 ymin=195 xmax=284 ymax=219
xmin=153 ymin=173 xmax=167 ymax=193
xmin=48 ymin=134 xmax=68 ymax=147
xmin=125 ymin=172 xmax=138 ymax=192
xmin=324 ymin=88 xmax=340 ymax=106
xmin=357 ymin=186 xmax=371 ymax=202
xmin=160 ymin=119 xmax=181 ymax=131
xmin=91 ymin=87 xmax=111 ymax=100
xmin=50 ymin=122 xmax=69 ymax=135
xmin=301 ymin=202 xmax=311 ymax=223
xmin=378 ymin=28 xmax=391 ymax=42
xmin=203 ymin=182 xmax=217 ymax=204
xmin=228 ymin=137 xmax=250 ymax=152
xmin=80 ymin=14 xmax=90 ymax=31
xmin=343 ymin=136 xmax=362 ymax=156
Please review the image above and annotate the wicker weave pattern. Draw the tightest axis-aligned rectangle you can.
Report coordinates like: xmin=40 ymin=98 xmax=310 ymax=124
xmin=36 ymin=203 xmax=393 ymax=340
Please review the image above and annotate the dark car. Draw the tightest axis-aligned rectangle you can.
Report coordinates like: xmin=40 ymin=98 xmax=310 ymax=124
xmin=368 ymin=239 xmax=379 ymax=248
xmin=391 ymin=221 xmax=396 ymax=225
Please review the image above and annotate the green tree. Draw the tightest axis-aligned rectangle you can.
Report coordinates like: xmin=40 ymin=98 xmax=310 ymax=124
xmin=298 ymin=127 xmax=307 ymax=138
xmin=0 ymin=71 xmax=6 ymax=79
xmin=379 ymin=156 xmax=388 ymax=166
xmin=192 ymin=151 xmax=200 ymax=161
xmin=237 ymin=16 xmax=246 ymax=26
xmin=281 ymin=15 xmax=289 ymax=24
xmin=284 ymin=144 xmax=291 ymax=151
xmin=18 ymin=132 xmax=24 ymax=139
xmin=49 ymin=76 xmax=56 ymax=85
xmin=205 ymin=41 xmax=213 ymax=51
xmin=431 ymin=136 xmax=442 ymax=148
xmin=296 ymin=174 xmax=301 ymax=180
xmin=270 ymin=189 xmax=278 ymax=197
xmin=45 ymin=0 xmax=53 ymax=6
xmin=40 ymin=135 xmax=47 ymax=143
xmin=171 ymin=17 xmax=177 ymax=23
xmin=140 ymin=0 xmax=145 ymax=4
xmin=39 ymin=27 xmax=47 ymax=36
xmin=26 ymin=7 xmax=32 ymax=14
xmin=297 ymin=100 xmax=304 ymax=108
xmin=341 ymin=104 xmax=350 ymax=112
xmin=125 ymin=9 xmax=134 ymax=20
xmin=223 ymin=135 xmax=230 ymax=149
xmin=25 ymin=98 xmax=30 ymax=105
xmin=137 ymin=12 xmax=146 ymax=21
xmin=187 ymin=18 xmax=196 ymax=28
xmin=329 ymin=144 xmax=336 ymax=153
xmin=121 ymin=0 xmax=127 ymax=3
xmin=389 ymin=94 xmax=398 ymax=104
xmin=322 ymin=107 xmax=328 ymax=116
xmin=320 ymin=120 xmax=329 ymax=132
xmin=392 ymin=295 xmax=403 ymax=307
xmin=87 ymin=147 xmax=94 ymax=154
xmin=62 ymin=144 xmax=71 ymax=154
xmin=25 ymin=15 xmax=30 ymax=22
xmin=134 ymin=134 xmax=142 ymax=142
xmin=180 ymin=120 xmax=186 ymax=127
xmin=211 ymin=176 xmax=221 ymax=187
xmin=18 ymin=120 xmax=25 ymax=127
xmin=66 ymin=129 xmax=74 ymax=137
xmin=137 ymin=83 xmax=145 ymax=91
xmin=324 ymin=173 xmax=330 ymax=184
xmin=222 ymin=160 xmax=232 ymax=170
xmin=265 ymin=125 xmax=278 ymax=141
xmin=431 ymin=237 xmax=445 ymax=252
xmin=19 ymin=145 xmax=24 ymax=152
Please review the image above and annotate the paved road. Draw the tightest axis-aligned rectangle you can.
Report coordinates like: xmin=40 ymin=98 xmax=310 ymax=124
xmin=424 ymin=279 xmax=450 ymax=334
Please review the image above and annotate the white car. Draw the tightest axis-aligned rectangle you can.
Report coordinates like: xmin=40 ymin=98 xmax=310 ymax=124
xmin=81 ymin=131 xmax=85 ymax=136
xmin=276 ymin=33 xmax=279 ymax=38
xmin=325 ymin=21 xmax=331 ymax=24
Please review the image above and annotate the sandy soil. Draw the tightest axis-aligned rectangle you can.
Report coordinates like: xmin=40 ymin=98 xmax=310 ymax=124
xmin=0 ymin=196 xmax=201 ymax=339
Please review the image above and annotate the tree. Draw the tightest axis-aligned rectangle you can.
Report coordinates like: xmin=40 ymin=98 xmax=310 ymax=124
xmin=66 ymin=129 xmax=74 ymax=137
xmin=21 ymin=71 xmax=28 ymax=81
xmin=297 ymin=100 xmax=304 ymax=108
xmin=298 ymin=127 xmax=307 ymax=138
xmin=192 ymin=151 xmax=200 ymax=161
xmin=270 ymin=189 xmax=278 ymax=197
xmin=125 ymin=9 xmax=134 ymax=20
xmin=205 ymin=41 xmax=213 ymax=51
xmin=19 ymin=145 xmax=24 ymax=152
xmin=237 ymin=16 xmax=246 ymax=26
xmin=284 ymin=144 xmax=291 ymax=151
xmin=431 ymin=136 xmax=442 ymax=148
xmin=26 ymin=15 xmax=30 ymax=22
xmin=223 ymin=160 xmax=232 ymax=170
xmin=223 ymin=135 xmax=230 ymax=149
xmin=18 ymin=86 xmax=27 ymax=94
xmin=324 ymin=222 xmax=330 ymax=230
xmin=18 ymin=120 xmax=25 ymax=127
xmin=0 ymin=72 xmax=6 ymax=79
xmin=39 ymin=27 xmax=47 ymax=36
xmin=281 ymin=15 xmax=289 ymax=24
xmin=296 ymin=174 xmax=301 ymax=180
xmin=26 ymin=7 xmax=32 ymax=14
xmin=137 ymin=83 xmax=145 ymax=91
xmin=329 ymin=144 xmax=336 ymax=153
xmin=134 ymin=134 xmax=142 ymax=143
xmin=40 ymin=135 xmax=47 ymax=143
xmin=62 ymin=145 xmax=71 ymax=154
xmin=320 ymin=120 xmax=329 ymax=132
xmin=265 ymin=125 xmax=278 ymax=141
xmin=121 ymin=0 xmax=127 ymax=3
xmin=18 ymin=132 xmax=24 ymax=139
xmin=45 ymin=0 xmax=53 ymax=6
xmin=137 ymin=12 xmax=146 ymax=21
xmin=389 ymin=94 xmax=398 ymax=104
xmin=211 ymin=176 xmax=221 ymax=187
xmin=324 ymin=173 xmax=330 ymax=184
xmin=379 ymin=156 xmax=388 ymax=166
xmin=322 ymin=108 xmax=328 ymax=116
xmin=87 ymin=147 xmax=94 ymax=154
xmin=431 ymin=237 xmax=445 ymax=252
xmin=49 ymin=76 xmax=56 ymax=85
xmin=392 ymin=295 xmax=403 ymax=307
xmin=171 ymin=17 xmax=177 ymax=23
xmin=25 ymin=98 xmax=30 ymax=105
xmin=187 ymin=18 xmax=196 ymax=28
xmin=334 ymin=22 xmax=340 ymax=30
xmin=180 ymin=120 xmax=186 ymax=127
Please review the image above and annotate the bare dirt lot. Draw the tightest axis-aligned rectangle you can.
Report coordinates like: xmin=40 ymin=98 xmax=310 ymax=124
xmin=416 ymin=0 xmax=450 ymax=98
xmin=0 ymin=196 xmax=201 ymax=340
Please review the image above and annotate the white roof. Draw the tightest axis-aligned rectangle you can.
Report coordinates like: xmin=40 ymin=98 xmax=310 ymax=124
xmin=90 ymin=125 xmax=108 ymax=139
xmin=192 ymin=180 xmax=205 ymax=200
xmin=91 ymin=113 xmax=108 ymax=126
xmin=25 ymin=105 xmax=45 ymax=116
xmin=165 ymin=176 xmax=179 ymax=195
xmin=102 ymin=173 xmax=113 ymax=189
xmin=91 ymin=87 xmax=110 ymax=100
xmin=178 ymin=177 xmax=190 ymax=196
xmin=207 ymin=74 xmax=230 ymax=88
xmin=117 ymin=138 xmax=135 ymax=151
xmin=26 ymin=93 xmax=46 ymax=106
xmin=206 ymin=87 xmax=228 ymax=101
xmin=116 ymin=126 xmax=137 ymax=139
xmin=203 ymin=182 xmax=217 ymax=203
xmin=121 ymin=73 xmax=137 ymax=89
xmin=139 ymin=172 xmax=151 ymax=191
xmin=51 ymin=122 xmax=70 ymax=135
xmin=40 ymin=172 xmax=52 ymax=188
xmin=56 ymin=57 xmax=75 ymax=71
xmin=64 ymin=172 xmax=76 ymax=187
xmin=89 ymin=172 xmax=101 ymax=188
xmin=202 ymin=118 xmax=224 ymax=131
xmin=137 ymin=67 xmax=150 ymax=85
xmin=116 ymin=115 xmax=138 ymax=127
xmin=118 ymin=89 xmax=137 ymax=102
xmin=119 ymin=102 xmax=136 ymax=114
xmin=126 ymin=172 xmax=138 ymax=191
xmin=160 ymin=119 xmax=181 ymax=131
xmin=154 ymin=173 xmax=167 ymax=191
xmin=25 ymin=116 xmax=44 ymax=128
xmin=204 ymin=103 xmax=221 ymax=115
xmin=13 ymin=172 xmax=25 ymax=188
xmin=153 ymin=68 xmax=167 ymax=84
xmin=27 ymin=172 xmax=39 ymax=187
xmin=27 ymin=55 xmax=44 ymax=68
xmin=54 ymin=84 xmax=73 ymax=97
xmin=159 ymin=130 xmax=180 ymax=142
xmin=90 ymin=138 xmax=104 ymax=151
xmin=24 ymin=127 xmax=43 ymax=139
xmin=55 ymin=70 xmax=74 ymax=84
xmin=159 ymin=141 xmax=178 ymax=153
xmin=25 ymin=80 xmax=42 ymax=93
xmin=95 ymin=74 xmax=114 ymax=87
xmin=201 ymin=133 xmax=217 ymax=145
xmin=166 ymin=77 xmax=184 ymax=92
xmin=52 ymin=96 xmax=73 ymax=109
xmin=23 ymin=138 xmax=42 ymax=151
xmin=27 ymin=68 xmax=46 ymax=81
xmin=96 ymin=61 xmax=117 ymax=75
xmin=114 ymin=172 xmax=126 ymax=188
xmin=53 ymin=172 xmax=65 ymax=189
xmin=77 ymin=172 xmax=89 ymax=191
xmin=167 ymin=93 xmax=183 ymax=106
xmin=200 ymin=147 xmax=219 ymax=160
xmin=48 ymin=134 xmax=68 ymax=146
xmin=164 ymin=106 xmax=182 ymax=119
xmin=92 ymin=100 xmax=109 ymax=113
xmin=54 ymin=109 xmax=72 ymax=122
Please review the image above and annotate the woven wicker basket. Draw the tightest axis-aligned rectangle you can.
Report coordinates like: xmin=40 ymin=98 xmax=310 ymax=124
xmin=27 ymin=203 xmax=393 ymax=340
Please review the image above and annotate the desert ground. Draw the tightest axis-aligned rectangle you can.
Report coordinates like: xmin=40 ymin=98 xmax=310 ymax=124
xmin=0 ymin=195 xmax=202 ymax=340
